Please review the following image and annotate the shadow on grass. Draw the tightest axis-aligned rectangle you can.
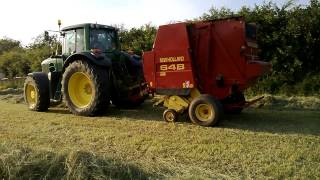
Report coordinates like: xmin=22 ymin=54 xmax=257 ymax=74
xmin=46 ymin=100 xmax=320 ymax=136
xmin=106 ymin=101 xmax=165 ymax=122
xmin=105 ymin=103 xmax=320 ymax=136
xmin=221 ymin=108 xmax=320 ymax=136
xmin=47 ymin=99 xmax=165 ymax=121
xmin=0 ymin=147 xmax=157 ymax=180
xmin=47 ymin=108 xmax=71 ymax=115
xmin=103 ymin=102 xmax=320 ymax=136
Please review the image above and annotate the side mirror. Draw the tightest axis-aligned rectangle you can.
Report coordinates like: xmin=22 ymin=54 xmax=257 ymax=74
xmin=60 ymin=32 xmax=65 ymax=37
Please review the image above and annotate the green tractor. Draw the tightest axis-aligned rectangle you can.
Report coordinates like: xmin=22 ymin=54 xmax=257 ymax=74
xmin=24 ymin=23 xmax=147 ymax=116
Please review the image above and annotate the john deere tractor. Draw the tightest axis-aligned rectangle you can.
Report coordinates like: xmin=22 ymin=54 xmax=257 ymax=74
xmin=24 ymin=23 xmax=147 ymax=116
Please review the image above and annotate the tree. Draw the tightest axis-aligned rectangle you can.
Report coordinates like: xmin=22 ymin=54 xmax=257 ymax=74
xmin=0 ymin=49 xmax=30 ymax=78
xmin=26 ymin=33 xmax=61 ymax=72
xmin=200 ymin=7 xmax=234 ymax=20
xmin=119 ymin=24 xmax=157 ymax=55
xmin=0 ymin=38 xmax=21 ymax=55
xmin=0 ymin=33 xmax=61 ymax=77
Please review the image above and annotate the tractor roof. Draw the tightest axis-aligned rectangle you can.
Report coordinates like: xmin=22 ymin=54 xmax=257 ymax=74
xmin=62 ymin=23 xmax=116 ymax=31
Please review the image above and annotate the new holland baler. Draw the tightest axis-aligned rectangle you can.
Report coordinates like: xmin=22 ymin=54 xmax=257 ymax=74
xmin=143 ymin=17 xmax=271 ymax=126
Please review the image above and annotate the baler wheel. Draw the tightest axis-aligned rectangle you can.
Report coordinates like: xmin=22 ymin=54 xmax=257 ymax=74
xmin=62 ymin=60 xmax=110 ymax=116
xmin=189 ymin=95 xmax=223 ymax=127
xmin=24 ymin=73 xmax=50 ymax=112
xmin=163 ymin=109 xmax=178 ymax=122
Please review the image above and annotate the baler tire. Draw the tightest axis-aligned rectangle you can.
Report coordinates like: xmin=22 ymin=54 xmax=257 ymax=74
xmin=24 ymin=73 xmax=50 ymax=112
xmin=62 ymin=60 xmax=110 ymax=116
xmin=189 ymin=95 xmax=223 ymax=127
xmin=163 ymin=109 xmax=178 ymax=122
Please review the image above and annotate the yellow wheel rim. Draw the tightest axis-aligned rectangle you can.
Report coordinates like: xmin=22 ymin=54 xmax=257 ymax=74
xmin=165 ymin=111 xmax=175 ymax=122
xmin=195 ymin=104 xmax=214 ymax=122
xmin=26 ymin=84 xmax=37 ymax=108
xmin=68 ymin=72 xmax=94 ymax=108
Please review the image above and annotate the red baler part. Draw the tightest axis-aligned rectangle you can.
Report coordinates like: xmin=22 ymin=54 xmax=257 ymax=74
xmin=143 ymin=17 xmax=271 ymax=101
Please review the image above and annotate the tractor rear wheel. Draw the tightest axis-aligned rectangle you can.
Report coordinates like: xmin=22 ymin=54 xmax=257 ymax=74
xmin=110 ymin=71 xmax=146 ymax=109
xmin=24 ymin=73 xmax=50 ymax=111
xmin=62 ymin=60 xmax=110 ymax=116
xmin=188 ymin=95 xmax=223 ymax=127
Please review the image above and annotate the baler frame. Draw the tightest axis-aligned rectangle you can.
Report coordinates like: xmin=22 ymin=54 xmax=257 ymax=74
xmin=143 ymin=17 xmax=271 ymax=126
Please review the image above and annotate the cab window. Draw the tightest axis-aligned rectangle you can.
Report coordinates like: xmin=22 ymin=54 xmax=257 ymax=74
xmin=90 ymin=29 xmax=117 ymax=51
xmin=76 ymin=29 xmax=85 ymax=52
xmin=63 ymin=28 xmax=85 ymax=55
xmin=64 ymin=30 xmax=75 ymax=55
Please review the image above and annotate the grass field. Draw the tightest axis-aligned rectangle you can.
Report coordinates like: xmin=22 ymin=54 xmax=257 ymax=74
xmin=0 ymin=99 xmax=319 ymax=179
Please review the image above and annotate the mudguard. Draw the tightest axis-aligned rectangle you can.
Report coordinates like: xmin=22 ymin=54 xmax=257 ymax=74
xmin=120 ymin=52 xmax=143 ymax=67
xmin=63 ymin=52 xmax=112 ymax=69
xmin=27 ymin=72 xmax=48 ymax=79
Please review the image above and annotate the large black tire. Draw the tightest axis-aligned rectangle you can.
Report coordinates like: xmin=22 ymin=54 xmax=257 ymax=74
xmin=188 ymin=95 xmax=223 ymax=127
xmin=110 ymin=72 xmax=146 ymax=109
xmin=24 ymin=73 xmax=50 ymax=111
xmin=62 ymin=60 xmax=110 ymax=116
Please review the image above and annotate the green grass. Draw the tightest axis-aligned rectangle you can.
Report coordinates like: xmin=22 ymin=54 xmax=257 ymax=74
xmin=0 ymin=79 xmax=24 ymax=90
xmin=0 ymin=100 xmax=319 ymax=179
xmin=248 ymin=94 xmax=320 ymax=110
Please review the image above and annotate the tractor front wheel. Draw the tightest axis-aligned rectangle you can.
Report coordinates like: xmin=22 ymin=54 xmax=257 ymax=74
xmin=62 ymin=61 xmax=110 ymax=116
xmin=24 ymin=73 xmax=50 ymax=111
xmin=188 ymin=95 xmax=223 ymax=127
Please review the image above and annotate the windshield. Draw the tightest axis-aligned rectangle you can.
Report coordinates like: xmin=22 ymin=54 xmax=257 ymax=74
xmin=245 ymin=23 xmax=257 ymax=40
xmin=90 ymin=29 xmax=117 ymax=51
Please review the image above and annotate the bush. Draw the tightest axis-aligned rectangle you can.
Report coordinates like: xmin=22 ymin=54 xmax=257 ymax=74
xmin=202 ymin=1 xmax=320 ymax=96
xmin=0 ymin=79 xmax=25 ymax=90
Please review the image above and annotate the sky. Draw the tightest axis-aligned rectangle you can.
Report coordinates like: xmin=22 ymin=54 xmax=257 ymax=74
xmin=0 ymin=0 xmax=309 ymax=45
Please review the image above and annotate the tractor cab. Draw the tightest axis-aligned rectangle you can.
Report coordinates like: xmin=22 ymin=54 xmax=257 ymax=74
xmin=41 ymin=24 xmax=120 ymax=74
xmin=61 ymin=24 xmax=119 ymax=56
